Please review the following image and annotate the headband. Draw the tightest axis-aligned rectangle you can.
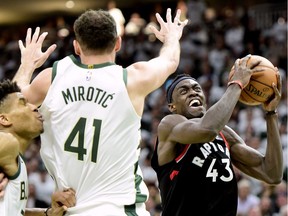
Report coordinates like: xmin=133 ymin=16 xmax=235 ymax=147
xmin=166 ymin=76 xmax=195 ymax=103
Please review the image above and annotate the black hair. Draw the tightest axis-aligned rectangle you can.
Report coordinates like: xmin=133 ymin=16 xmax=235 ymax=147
xmin=166 ymin=74 xmax=196 ymax=103
xmin=0 ymin=80 xmax=21 ymax=104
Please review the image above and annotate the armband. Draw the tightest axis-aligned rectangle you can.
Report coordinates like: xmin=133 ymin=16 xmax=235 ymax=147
xmin=227 ymin=80 xmax=244 ymax=90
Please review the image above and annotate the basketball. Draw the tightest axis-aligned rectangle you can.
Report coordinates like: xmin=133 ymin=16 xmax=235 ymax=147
xmin=229 ymin=55 xmax=277 ymax=106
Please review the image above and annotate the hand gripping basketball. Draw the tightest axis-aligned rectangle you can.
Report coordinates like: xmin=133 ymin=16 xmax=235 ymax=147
xmin=229 ymin=55 xmax=278 ymax=106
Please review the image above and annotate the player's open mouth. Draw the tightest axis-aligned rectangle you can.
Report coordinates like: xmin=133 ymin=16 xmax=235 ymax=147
xmin=189 ymin=99 xmax=201 ymax=107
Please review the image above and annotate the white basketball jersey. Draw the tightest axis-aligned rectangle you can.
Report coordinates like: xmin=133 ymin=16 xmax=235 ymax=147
xmin=39 ymin=55 xmax=149 ymax=214
xmin=0 ymin=155 xmax=28 ymax=216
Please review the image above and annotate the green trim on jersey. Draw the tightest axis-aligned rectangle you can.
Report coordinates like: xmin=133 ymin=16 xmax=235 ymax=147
xmin=135 ymin=174 xmax=147 ymax=203
xmin=8 ymin=155 xmax=22 ymax=180
xmin=124 ymin=204 xmax=137 ymax=216
xmin=134 ymin=162 xmax=148 ymax=203
xmin=123 ymin=68 xmax=127 ymax=86
xmin=52 ymin=56 xmax=125 ymax=84
xmin=69 ymin=55 xmax=116 ymax=69
xmin=52 ymin=61 xmax=59 ymax=82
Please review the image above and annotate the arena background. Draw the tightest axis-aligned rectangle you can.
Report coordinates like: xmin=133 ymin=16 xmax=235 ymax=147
xmin=0 ymin=0 xmax=286 ymax=215
xmin=0 ymin=0 xmax=286 ymax=25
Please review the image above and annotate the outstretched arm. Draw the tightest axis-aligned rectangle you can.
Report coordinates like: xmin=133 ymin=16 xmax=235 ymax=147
xmin=13 ymin=27 xmax=56 ymax=89
xmin=126 ymin=8 xmax=188 ymax=97
xmin=228 ymin=71 xmax=283 ymax=184
xmin=12 ymin=27 xmax=55 ymax=106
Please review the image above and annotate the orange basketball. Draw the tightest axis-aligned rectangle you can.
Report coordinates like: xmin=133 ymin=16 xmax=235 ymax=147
xmin=229 ymin=55 xmax=277 ymax=106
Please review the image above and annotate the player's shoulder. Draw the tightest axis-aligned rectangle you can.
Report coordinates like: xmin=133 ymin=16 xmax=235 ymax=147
xmin=159 ymin=114 xmax=187 ymax=132
xmin=0 ymin=132 xmax=18 ymax=146
xmin=0 ymin=133 xmax=19 ymax=161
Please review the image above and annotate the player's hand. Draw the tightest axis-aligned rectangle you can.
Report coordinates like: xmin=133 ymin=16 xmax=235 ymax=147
xmin=52 ymin=188 xmax=76 ymax=208
xmin=49 ymin=188 xmax=76 ymax=215
xmin=262 ymin=69 xmax=282 ymax=112
xmin=19 ymin=27 xmax=57 ymax=70
xmin=48 ymin=205 xmax=67 ymax=216
xmin=0 ymin=173 xmax=8 ymax=199
xmin=229 ymin=54 xmax=261 ymax=88
xmin=149 ymin=8 xmax=188 ymax=43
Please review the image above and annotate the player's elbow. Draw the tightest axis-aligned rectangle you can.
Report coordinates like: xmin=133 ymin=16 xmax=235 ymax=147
xmin=269 ymin=175 xmax=283 ymax=185
xmin=265 ymin=178 xmax=282 ymax=185
xmin=263 ymin=173 xmax=283 ymax=185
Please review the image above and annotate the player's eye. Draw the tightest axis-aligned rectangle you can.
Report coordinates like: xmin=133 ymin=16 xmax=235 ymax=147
xmin=180 ymin=89 xmax=187 ymax=95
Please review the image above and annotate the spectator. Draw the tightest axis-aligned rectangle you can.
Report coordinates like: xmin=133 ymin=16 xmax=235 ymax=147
xmin=107 ymin=0 xmax=125 ymax=36
xmin=28 ymin=166 xmax=55 ymax=208
xmin=237 ymin=178 xmax=261 ymax=216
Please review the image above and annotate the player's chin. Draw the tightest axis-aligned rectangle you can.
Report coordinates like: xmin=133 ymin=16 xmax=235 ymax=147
xmin=35 ymin=123 xmax=44 ymax=134
xmin=188 ymin=106 xmax=205 ymax=118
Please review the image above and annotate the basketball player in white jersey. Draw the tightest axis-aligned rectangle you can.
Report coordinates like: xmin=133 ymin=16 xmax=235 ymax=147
xmin=13 ymin=8 xmax=188 ymax=215
xmin=0 ymin=80 xmax=76 ymax=216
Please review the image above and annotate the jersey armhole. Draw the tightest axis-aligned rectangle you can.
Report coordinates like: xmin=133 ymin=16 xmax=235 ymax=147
xmin=123 ymin=68 xmax=127 ymax=86
xmin=52 ymin=61 xmax=59 ymax=83
xmin=175 ymin=144 xmax=190 ymax=162
xmin=7 ymin=155 xmax=22 ymax=180
xmin=219 ymin=132 xmax=230 ymax=150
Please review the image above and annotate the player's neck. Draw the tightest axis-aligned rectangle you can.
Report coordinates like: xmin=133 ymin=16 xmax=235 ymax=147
xmin=11 ymin=133 xmax=31 ymax=154
xmin=79 ymin=53 xmax=116 ymax=65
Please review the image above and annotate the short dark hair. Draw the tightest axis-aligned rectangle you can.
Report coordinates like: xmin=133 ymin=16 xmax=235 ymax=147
xmin=166 ymin=74 xmax=196 ymax=103
xmin=0 ymin=80 xmax=21 ymax=104
xmin=73 ymin=9 xmax=117 ymax=54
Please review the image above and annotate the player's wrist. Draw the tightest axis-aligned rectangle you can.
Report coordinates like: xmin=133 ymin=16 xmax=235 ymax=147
xmin=227 ymin=80 xmax=244 ymax=90
xmin=19 ymin=62 xmax=37 ymax=73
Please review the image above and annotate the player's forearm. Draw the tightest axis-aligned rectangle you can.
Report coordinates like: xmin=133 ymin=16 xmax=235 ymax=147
xmin=264 ymin=112 xmax=283 ymax=183
xmin=13 ymin=63 xmax=35 ymax=89
xmin=200 ymin=84 xmax=242 ymax=134
xmin=159 ymin=36 xmax=181 ymax=74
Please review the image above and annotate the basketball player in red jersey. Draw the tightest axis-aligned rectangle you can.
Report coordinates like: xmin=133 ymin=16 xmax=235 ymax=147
xmin=151 ymin=55 xmax=283 ymax=216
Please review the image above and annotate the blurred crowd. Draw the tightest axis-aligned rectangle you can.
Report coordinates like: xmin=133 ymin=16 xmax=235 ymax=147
xmin=0 ymin=0 xmax=287 ymax=215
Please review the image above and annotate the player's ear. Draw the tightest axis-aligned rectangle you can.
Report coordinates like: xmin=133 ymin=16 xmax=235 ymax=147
xmin=168 ymin=103 xmax=176 ymax=112
xmin=0 ymin=114 xmax=12 ymax=127
xmin=115 ymin=36 xmax=121 ymax=52
xmin=73 ymin=40 xmax=81 ymax=55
